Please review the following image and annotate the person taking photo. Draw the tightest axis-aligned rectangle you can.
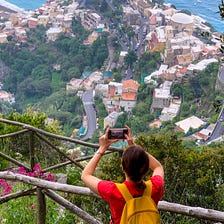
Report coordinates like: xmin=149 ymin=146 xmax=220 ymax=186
xmin=81 ymin=126 xmax=164 ymax=224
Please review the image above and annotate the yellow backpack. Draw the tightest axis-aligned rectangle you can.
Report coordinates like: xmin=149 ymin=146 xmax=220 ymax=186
xmin=115 ymin=180 xmax=161 ymax=224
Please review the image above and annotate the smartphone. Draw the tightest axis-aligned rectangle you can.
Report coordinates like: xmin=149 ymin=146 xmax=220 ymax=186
xmin=108 ymin=128 xmax=128 ymax=139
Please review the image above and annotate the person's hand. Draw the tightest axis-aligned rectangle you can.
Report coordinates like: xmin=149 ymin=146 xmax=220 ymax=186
xmin=98 ymin=128 xmax=117 ymax=153
xmin=124 ymin=125 xmax=135 ymax=145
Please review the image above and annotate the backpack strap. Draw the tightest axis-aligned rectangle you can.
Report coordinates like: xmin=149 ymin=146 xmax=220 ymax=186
xmin=115 ymin=183 xmax=133 ymax=201
xmin=115 ymin=180 xmax=152 ymax=202
xmin=143 ymin=180 xmax=152 ymax=196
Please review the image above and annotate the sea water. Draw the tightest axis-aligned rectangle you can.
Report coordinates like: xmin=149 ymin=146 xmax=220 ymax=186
xmin=5 ymin=0 xmax=46 ymax=11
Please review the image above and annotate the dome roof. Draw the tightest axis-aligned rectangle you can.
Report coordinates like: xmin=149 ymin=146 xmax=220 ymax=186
xmin=171 ymin=13 xmax=193 ymax=25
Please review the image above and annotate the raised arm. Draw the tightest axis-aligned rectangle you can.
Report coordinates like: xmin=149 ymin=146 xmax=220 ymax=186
xmin=81 ymin=128 xmax=117 ymax=194
xmin=124 ymin=125 xmax=135 ymax=146
xmin=147 ymin=153 xmax=164 ymax=179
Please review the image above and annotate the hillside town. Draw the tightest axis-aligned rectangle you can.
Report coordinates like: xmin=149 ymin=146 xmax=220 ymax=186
xmin=0 ymin=0 xmax=223 ymax=143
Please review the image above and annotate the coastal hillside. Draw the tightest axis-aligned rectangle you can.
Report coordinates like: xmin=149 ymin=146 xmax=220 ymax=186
xmin=0 ymin=0 xmax=223 ymax=139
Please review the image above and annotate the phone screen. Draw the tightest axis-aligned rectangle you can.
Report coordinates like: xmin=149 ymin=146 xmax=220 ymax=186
xmin=108 ymin=128 xmax=128 ymax=139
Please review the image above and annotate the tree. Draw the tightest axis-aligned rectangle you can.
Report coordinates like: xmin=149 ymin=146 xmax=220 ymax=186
xmin=0 ymin=108 xmax=63 ymax=164
xmin=180 ymin=102 xmax=190 ymax=117
xmin=182 ymin=83 xmax=194 ymax=101
xmin=134 ymin=52 xmax=161 ymax=82
xmin=62 ymin=95 xmax=83 ymax=114
xmin=124 ymin=50 xmax=137 ymax=67
xmin=31 ymin=65 xmax=51 ymax=80
xmin=0 ymin=101 xmax=14 ymax=115
xmin=112 ymin=71 xmax=122 ymax=82
xmin=126 ymin=116 xmax=149 ymax=135
xmin=71 ymin=17 xmax=89 ymax=39
xmin=137 ymin=84 xmax=154 ymax=101
xmin=67 ymin=67 xmax=81 ymax=80
xmin=99 ymin=0 xmax=110 ymax=12
xmin=110 ymin=36 xmax=120 ymax=49
xmin=126 ymin=26 xmax=135 ymax=40
xmin=172 ymin=83 xmax=183 ymax=98
xmin=114 ymin=112 xmax=128 ymax=128
xmin=131 ymin=134 xmax=224 ymax=223
xmin=213 ymin=96 xmax=224 ymax=112
xmin=95 ymin=97 xmax=108 ymax=118
xmin=70 ymin=115 xmax=82 ymax=129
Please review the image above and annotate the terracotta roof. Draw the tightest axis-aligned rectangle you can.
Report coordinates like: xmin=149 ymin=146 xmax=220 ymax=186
xmin=122 ymin=80 xmax=139 ymax=91
xmin=180 ymin=66 xmax=187 ymax=73
xmin=122 ymin=92 xmax=137 ymax=101
xmin=121 ymin=80 xmax=139 ymax=101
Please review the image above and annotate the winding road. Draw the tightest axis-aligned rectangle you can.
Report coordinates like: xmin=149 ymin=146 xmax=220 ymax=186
xmin=206 ymin=107 xmax=224 ymax=144
xmin=81 ymin=90 xmax=97 ymax=140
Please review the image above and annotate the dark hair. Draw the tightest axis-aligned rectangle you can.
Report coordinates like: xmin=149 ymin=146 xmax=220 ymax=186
xmin=121 ymin=145 xmax=149 ymax=190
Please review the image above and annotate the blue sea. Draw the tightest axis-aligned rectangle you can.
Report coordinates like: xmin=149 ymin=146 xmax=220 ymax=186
xmin=5 ymin=0 xmax=46 ymax=11
xmin=164 ymin=0 xmax=224 ymax=33
xmin=4 ymin=0 xmax=224 ymax=33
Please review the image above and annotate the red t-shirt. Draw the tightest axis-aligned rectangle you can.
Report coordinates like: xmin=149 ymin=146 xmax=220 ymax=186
xmin=98 ymin=175 xmax=164 ymax=224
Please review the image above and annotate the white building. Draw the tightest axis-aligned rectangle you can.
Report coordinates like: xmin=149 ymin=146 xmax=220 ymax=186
xmin=82 ymin=11 xmax=101 ymax=30
xmin=0 ymin=90 xmax=15 ymax=104
xmin=46 ymin=27 xmax=62 ymax=41
xmin=66 ymin=78 xmax=83 ymax=91
xmin=104 ymin=111 xmax=122 ymax=129
xmin=175 ymin=115 xmax=206 ymax=133
xmin=95 ymin=84 xmax=109 ymax=98
xmin=159 ymin=98 xmax=181 ymax=121
xmin=151 ymin=81 xmax=172 ymax=112
xmin=187 ymin=58 xmax=218 ymax=72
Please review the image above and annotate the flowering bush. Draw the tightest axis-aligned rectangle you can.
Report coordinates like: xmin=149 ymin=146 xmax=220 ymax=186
xmin=18 ymin=163 xmax=54 ymax=182
xmin=1 ymin=163 xmax=54 ymax=196
xmin=0 ymin=179 xmax=12 ymax=196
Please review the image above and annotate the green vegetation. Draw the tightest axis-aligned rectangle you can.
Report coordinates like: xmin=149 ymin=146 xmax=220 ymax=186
xmin=0 ymin=109 xmax=63 ymax=165
xmin=33 ymin=89 xmax=84 ymax=136
xmin=134 ymin=52 xmax=162 ymax=83
xmin=124 ymin=50 xmax=137 ymax=67
xmin=0 ymin=17 xmax=108 ymax=105
xmin=172 ymin=62 xmax=224 ymax=119
xmin=0 ymin=18 xmax=109 ymax=134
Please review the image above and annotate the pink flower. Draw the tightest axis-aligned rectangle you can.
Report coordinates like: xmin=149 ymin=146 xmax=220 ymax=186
xmin=32 ymin=163 xmax=45 ymax=178
xmin=18 ymin=167 xmax=27 ymax=175
xmin=0 ymin=179 xmax=7 ymax=186
xmin=0 ymin=179 xmax=12 ymax=195
xmin=39 ymin=172 xmax=45 ymax=178
xmin=27 ymin=172 xmax=35 ymax=177
xmin=33 ymin=163 xmax=42 ymax=173
xmin=30 ymin=204 xmax=35 ymax=210
xmin=46 ymin=173 xmax=54 ymax=182
xmin=4 ymin=185 xmax=12 ymax=195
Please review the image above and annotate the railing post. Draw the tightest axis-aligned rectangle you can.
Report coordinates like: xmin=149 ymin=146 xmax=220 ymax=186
xmin=29 ymin=131 xmax=35 ymax=170
xmin=29 ymin=131 xmax=47 ymax=223
xmin=37 ymin=188 xmax=46 ymax=224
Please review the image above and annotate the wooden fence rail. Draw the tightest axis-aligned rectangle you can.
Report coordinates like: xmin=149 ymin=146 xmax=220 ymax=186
xmin=0 ymin=171 xmax=224 ymax=223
